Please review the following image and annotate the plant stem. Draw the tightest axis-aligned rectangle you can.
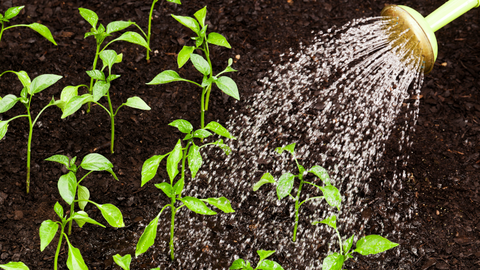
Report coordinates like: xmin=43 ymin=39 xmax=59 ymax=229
xmin=87 ymin=45 xmax=101 ymax=113
xmin=107 ymin=93 xmax=115 ymax=153
xmin=292 ymin=180 xmax=304 ymax=242
xmin=200 ymin=87 xmax=206 ymax=129
xmin=169 ymin=198 xmax=176 ymax=261
xmin=68 ymin=203 xmax=74 ymax=235
xmin=26 ymin=108 xmax=34 ymax=194
xmin=54 ymin=226 xmax=65 ymax=270
xmin=335 ymin=228 xmax=344 ymax=255
xmin=147 ymin=0 xmax=158 ymax=61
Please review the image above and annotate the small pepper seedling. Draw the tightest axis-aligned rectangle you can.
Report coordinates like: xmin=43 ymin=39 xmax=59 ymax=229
xmin=230 ymin=250 xmax=284 ymax=270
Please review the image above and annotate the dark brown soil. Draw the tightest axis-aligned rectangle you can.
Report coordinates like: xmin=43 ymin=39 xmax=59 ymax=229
xmin=0 ymin=0 xmax=479 ymax=269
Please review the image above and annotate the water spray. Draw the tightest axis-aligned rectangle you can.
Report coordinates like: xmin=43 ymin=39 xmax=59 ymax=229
xmin=381 ymin=0 xmax=479 ymax=73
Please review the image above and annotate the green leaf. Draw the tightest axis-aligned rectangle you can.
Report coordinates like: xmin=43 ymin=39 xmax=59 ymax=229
xmin=66 ymin=240 xmax=88 ymax=270
xmin=320 ymin=185 xmax=342 ymax=211
xmin=308 ymin=165 xmax=331 ymax=185
xmin=257 ymin=250 xmax=276 ymax=261
xmin=275 ymin=143 xmax=296 ymax=156
xmin=207 ymin=32 xmax=231 ymax=49
xmin=60 ymin=85 xmax=81 ymax=103
xmin=212 ymin=139 xmax=232 ymax=155
xmin=92 ymin=80 xmax=110 ymax=102
xmin=45 ymin=154 xmax=70 ymax=168
xmin=86 ymin=70 xmax=105 ymax=81
xmin=190 ymin=53 xmax=210 ymax=76
xmin=78 ymin=8 xmax=98 ymax=28
xmin=215 ymin=76 xmax=239 ymax=100
xmin=167 ymin=140 xmax=183 ymax=182
xmin=4 ymin=6 xmax=25 ymax=20
xmin=77 ymin=185 xmax=90 ymax=210
xmin=27 ymin=23 xmax=57 ymax=45
xmin=80 ymin=153 xmax=113 ymax=171
xmin=177 ymin=46 xmax=195 ymax=68
xmin=182 ymin=196 xmax=216 ymax=215
xmin=106 ymin=74 xmax=121 ymax=82
xmin=354 ymin=235 xmax=399 ymax=255
xmin=58 ymin=172 xmax=77 ymax=205
xmin=204 ymin=197 xmax=234 ymax=213
xmin=192 ymin=129 xmax=212 ymax=139
xmin=313 ymin=215 xmax=337 ymax=230
xmin=39 ymin=220 xmax=59 ymax=251
xmin=194 ymin=7 xmax=207 ymax=27
xmin=173 ymin=177 xmax=184 ymax=195
xmin=141 ymin=154 xmax=168 ymax=187
xmin=113 ymin=254 xmax=131 ymax=270
xmin=29 ymin=74 xmax=62 ymax=94
xmin=100 ymin=50 xmax=118 ymax=72
xmin=147 ymin=70 xmax=188 ymax=85
xmin=205 ymin=121 xmax=235 ymax=139
xmin=154 ymin=182 xmax=174 ymax=198
xmin=171 ymin=14 xmax=200 ymax=34
xmin=94 ymin=203 xmax=125 ymax=228
xmin=229 ymin=258 xmax=246 ymax=269
xmin=257 ymin=259 xmax=284 ymax=270
xmin=106 ymin=21 xmax=134 ymax=34
xmin=169 ymin=119 xmax=193 ymax=134
xmin=167 ymin=0 xmax=181 ymax=4
xmin=124 ymin=96 xmax=151 ymax=110
xmin=61 ymin=94 xmax=93 ymax=118
xmin=0 ymin=95 xmax=19 ymax=113
xmin=0 ymin=261 xmax=30 ymax=270
xmin=276 ymin=172 xmax=295 ymax=200
xmin=112 ymin=32 xmax=150 ymax=50
xmin=53 ymin=201 xmax=64 ymax=218
xmin=188 ymin=144 xmax=202 ymax=179
xmin=135 ymin=214 xmax=160 ymax=257
xmin=10 ymin=70 xmax=31 ymax=89
xmin=253 ymin=172 xmax=275 ymax=191
xmin=322 ymin=253 xmax=345 ymax=270
xmin=0 ymin=121 xmax=9 ymax=140
xmin=343 ymin=234 xmax=355 ymax=254
xmin=72 ymin=211 xmax=106 ymax=228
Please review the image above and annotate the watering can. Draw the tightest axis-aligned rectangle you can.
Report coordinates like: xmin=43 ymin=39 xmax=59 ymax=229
xmin=381 ymin=0 xmax=480 ymax=73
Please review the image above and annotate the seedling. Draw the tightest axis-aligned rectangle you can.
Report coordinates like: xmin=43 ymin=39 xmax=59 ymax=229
xmin=45 ymin=153 xmax=124 ymax=235
xmin=0 ymin=262 xmax=29 ymax=270
xmin=253 ymin=143 xmax=342 ymax=242
xmin=136 ymin=119 xmax=235 ymax=260
xmin=313 ymin=214 xmax=399 ymax=270
xmin=112 ymin=254 xmax=159 ymax=270
xmin=78 ymin=7 xmax=150 ymax=112
xmin=0 ymin=71 xmax=62 ymax=193
xmin=147 ymin=6 xmax=239 ymax=129
xmin=144 ymin=0 xmax=181 ymax=60
xmin=0 ymin=6 xmax=57 ymax=45
xmin=230 ymin=250 xmax=284 ymax=270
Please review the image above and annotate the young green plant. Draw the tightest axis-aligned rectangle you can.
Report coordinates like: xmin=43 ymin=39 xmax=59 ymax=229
xmin=144 ymin=0 xmax=181 ymax=60
xmin=136 ymin=119 xmax=235 ymax=261
xmin=45 ymin=153 xmax=124 ymax=235
xmin=0 ymin=5 xmax=57 ymax=45
xmin=112 ymin=254 xmax=159 ymax=270
xmin=78 ymin=7 xmax=150 ymax=112
xmin=0 ymin=71 xmax=62 ymax=193
xmin=253 ymin=143 xmax=342 ymax=242
xmin=0 ymin=262 xmax=29 ymax=270
xmin=313 ymin=214 xmax=399 ymax=270
xmin=230 ymin=250 xmax=284 ymax=270
xmin=40 ymin=153 xmax=124 ymax=270
xmin=147 ymin=6 xmax=239 ymax=129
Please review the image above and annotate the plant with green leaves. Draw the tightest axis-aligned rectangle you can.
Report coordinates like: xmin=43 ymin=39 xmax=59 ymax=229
xmin=112 ymin=254 xmax=159 ymax=270
xmin=313 ymin=214 xmax=399 ymax=270
xmin=40 ymin=153 xmax=124 ymax=270
xmin=0 ymin=5 xmax=57 ymax=45
xmin=0 ymin=262 xmax=29 ymax=270
xmin=45 ymin=153 xmax=124 ymax=235
xmin=0 ymin=71 xmax=62 ymax=193
xmin=136 ymin=119 xmax=236 ymax=261
xmin=53 ymin=49 xmax=151 ymax=153
xmin=253 ymin=143 xmax=342 ymax=242
xmin=78 ymin=7 xmax=150 ymax=112
xmin=144 ymin=0 xmax=181 ymax=60
xmin=147 ymin=6 xmax=239 ymax=129
xmin=230 ymin=250 xmax=284 ymax=270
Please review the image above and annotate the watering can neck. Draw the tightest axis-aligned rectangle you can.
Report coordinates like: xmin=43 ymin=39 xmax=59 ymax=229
xmin=425 ymin=0 xmax=480 ymax=32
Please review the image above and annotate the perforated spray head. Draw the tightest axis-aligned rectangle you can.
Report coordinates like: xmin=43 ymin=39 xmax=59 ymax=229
xmin=381 ymin=0 xmax=480 ymax=74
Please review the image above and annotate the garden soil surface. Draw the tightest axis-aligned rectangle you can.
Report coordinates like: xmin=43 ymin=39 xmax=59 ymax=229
xmin=1 ymin=0 xmax=479 ymax=269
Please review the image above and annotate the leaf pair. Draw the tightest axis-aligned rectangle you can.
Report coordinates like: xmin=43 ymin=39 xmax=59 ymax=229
xmin=230 ymin=250 xmax=284 ymax=270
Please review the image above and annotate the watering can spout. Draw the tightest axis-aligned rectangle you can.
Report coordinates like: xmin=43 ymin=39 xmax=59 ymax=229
xmin=381 ymin=0 xmax=479 ymax=73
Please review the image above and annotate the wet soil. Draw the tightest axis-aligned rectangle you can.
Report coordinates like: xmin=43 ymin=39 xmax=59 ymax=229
xmin=0 ymin=0 xmax=479 ymax=269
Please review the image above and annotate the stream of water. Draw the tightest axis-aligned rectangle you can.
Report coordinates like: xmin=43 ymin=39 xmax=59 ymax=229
xmin=150 ymin=17 xmax=424 ymax=269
